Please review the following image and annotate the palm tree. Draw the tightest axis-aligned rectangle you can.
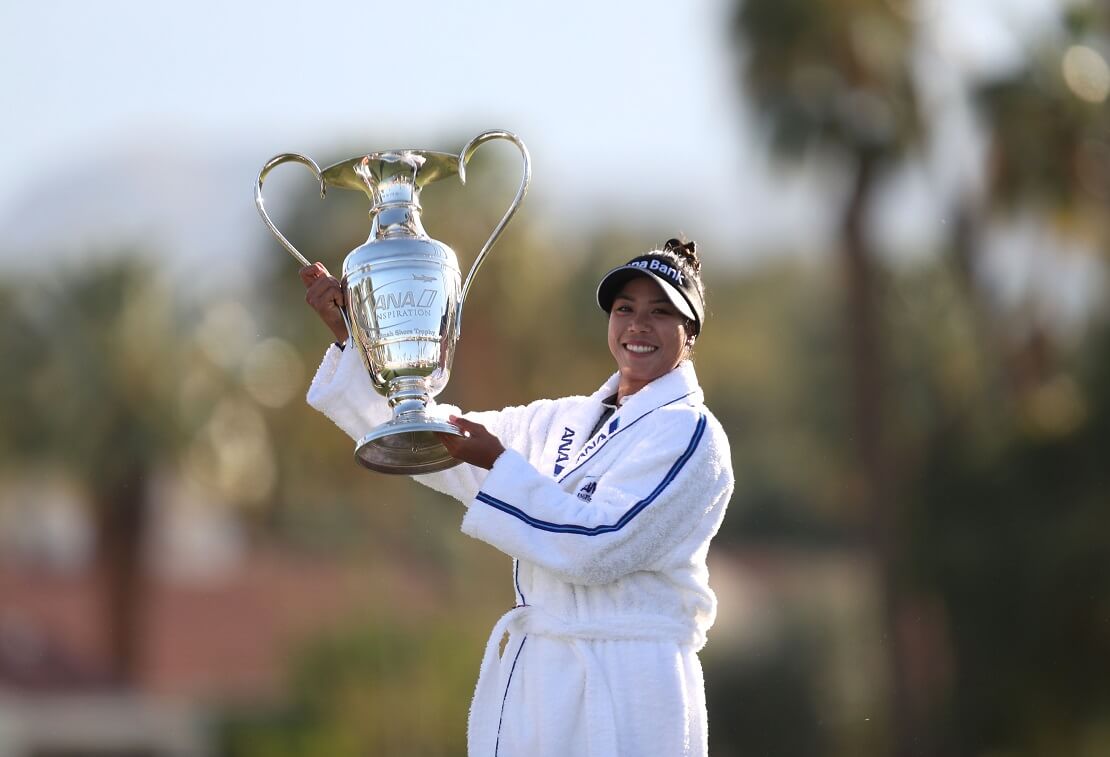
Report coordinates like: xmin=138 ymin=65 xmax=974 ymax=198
xmin=903 ymin=4 xmax=1110 ymax=753
xmin=0 ymin=260 xmax=192 ymax=685
xmin=730 ymin=0 xmax=920 ymax=752
xmin=970 ymin=4 xmax=1109 ymax=400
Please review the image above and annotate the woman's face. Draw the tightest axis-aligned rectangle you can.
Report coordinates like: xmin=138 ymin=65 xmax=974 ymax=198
xmin=607 ymin=275 xmax=691 ymax=395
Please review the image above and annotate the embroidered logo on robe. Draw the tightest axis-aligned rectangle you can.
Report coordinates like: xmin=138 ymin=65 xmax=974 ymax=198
xmin=553 ymin=426 xmax=575 ymax=475
xmin=576 ymin=423 xmax=614 ymax=464
xmin=577 ymin=481 xmax=597 ymax=502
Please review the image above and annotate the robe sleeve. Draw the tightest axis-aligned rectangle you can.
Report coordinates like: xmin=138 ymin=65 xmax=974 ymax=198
xmin=306 ymin=343 xmax=558 ymax=505
xmin=460 ymin=409 xmax=733 ymax=585
xmin=412 ymin=396 xmax=559 ymax=506
xmin=305 ymin=343 xmax=391 ymax=440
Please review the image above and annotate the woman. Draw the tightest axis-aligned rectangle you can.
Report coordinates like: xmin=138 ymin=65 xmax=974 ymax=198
xmin=301 ymin=238 xmax=734 ymax=757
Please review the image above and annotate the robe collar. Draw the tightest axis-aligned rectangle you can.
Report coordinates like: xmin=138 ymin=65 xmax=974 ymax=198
xmin=551 ymin=362 xmax=705 ymax=479
xmin=589 ymin=360 xmax=703 ymax=420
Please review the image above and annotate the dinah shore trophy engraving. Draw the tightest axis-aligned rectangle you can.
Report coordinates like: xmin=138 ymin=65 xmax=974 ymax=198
xmin=255 ymin=130 xmax=531 ymax=474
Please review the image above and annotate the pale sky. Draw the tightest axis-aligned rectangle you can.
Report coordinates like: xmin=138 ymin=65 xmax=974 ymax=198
xmin=1 ymin=0 xmax=774 ymax=250
xmin=0 ymin=0 xmax=1074 ymax=270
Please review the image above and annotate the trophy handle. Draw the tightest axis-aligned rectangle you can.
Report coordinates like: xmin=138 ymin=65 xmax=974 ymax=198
xmin=255 ymin=153 xmax=354 ymax=345
xmin=456 ymin=130 xmax=532 ymax=324
xmin=255 ymin=153 xmax=327 ymax=268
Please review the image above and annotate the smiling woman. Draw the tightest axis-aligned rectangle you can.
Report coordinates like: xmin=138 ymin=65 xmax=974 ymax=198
xmin=301 ymin=237 xmax=733 ymax=757
xmin=607 ymin=276 xmax=693 ymax=398
xmin=598 ymin=238 xmax=706 ymax=401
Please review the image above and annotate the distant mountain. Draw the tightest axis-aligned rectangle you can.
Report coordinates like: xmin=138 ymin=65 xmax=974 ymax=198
xmin=0 ymin=134 xmax=813 ymax=293
xmin=0 ymin=140 xmax=280 ymax=292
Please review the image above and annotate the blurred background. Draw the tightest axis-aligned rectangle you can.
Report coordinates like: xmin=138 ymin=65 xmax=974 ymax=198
xmin=1 ymin=0 xmax=1108 ymax=755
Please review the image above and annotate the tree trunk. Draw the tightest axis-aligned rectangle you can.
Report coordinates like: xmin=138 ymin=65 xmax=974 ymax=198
xmin=841 ymin=151 xmax=917 ymax=756
xmin=93 ymin=466 xmax=149 ymax=687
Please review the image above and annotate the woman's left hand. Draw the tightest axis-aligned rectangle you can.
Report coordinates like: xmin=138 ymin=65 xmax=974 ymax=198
xmin=437 ymin=416 xmax=506 ymax=470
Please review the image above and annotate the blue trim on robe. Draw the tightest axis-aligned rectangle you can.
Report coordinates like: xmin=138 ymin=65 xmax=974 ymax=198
xmin=495 ymin=637 xmax=528 ymax=757
xmin=475 ymin=414 xmax=707 ymax=535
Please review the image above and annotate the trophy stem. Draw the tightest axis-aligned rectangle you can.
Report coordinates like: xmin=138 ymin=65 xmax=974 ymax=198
xmin=353 ymin=376 xmax=462 ymax=474
xmin=388 ymin=375 xmax=432 ymax=419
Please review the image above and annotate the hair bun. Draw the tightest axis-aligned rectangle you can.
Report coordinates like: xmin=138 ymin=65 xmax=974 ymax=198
xmin=663 ymin=238 xmax=700 ymax=273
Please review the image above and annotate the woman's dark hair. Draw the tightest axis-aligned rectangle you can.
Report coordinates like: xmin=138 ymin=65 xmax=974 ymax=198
xmin=655 ymin=237 xmax=706 ymax=343
xmin=662 ymin=238 xmax=701 ymax=274
xmin=660 ymin=238 xmax=706 ymax=328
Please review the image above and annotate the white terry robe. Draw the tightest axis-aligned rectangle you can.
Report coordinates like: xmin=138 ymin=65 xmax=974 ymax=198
xmin=307 ymin=344 xmax=735 ymax=757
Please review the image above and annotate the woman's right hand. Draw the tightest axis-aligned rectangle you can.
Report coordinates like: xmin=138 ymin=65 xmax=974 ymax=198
xmin=299 ymin=262 xmax=350 ymax=343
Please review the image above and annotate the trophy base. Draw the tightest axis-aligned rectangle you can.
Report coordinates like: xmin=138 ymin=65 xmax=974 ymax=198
xmin=354 ymin=417 xmax=462 ymax=475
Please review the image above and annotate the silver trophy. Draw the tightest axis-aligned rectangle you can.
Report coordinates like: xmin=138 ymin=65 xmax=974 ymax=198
xmin=255 ymin=130 xmax=530 ymax=474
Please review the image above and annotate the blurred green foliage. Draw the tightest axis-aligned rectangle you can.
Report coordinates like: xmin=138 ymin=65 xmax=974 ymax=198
xmin=2 ymin=153 xmax=1107 ymax=757
xmin=217 ymin=619 xmax=486 ymax=757
xmin=904 ymin=325 xmax=1110 ymax=756
xmin=2 ymin=3 xmax=1109 ymax=756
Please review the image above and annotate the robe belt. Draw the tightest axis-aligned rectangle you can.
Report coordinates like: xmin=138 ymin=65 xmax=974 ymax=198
xmin=469 ymin=604 xmax=702 ymax=756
